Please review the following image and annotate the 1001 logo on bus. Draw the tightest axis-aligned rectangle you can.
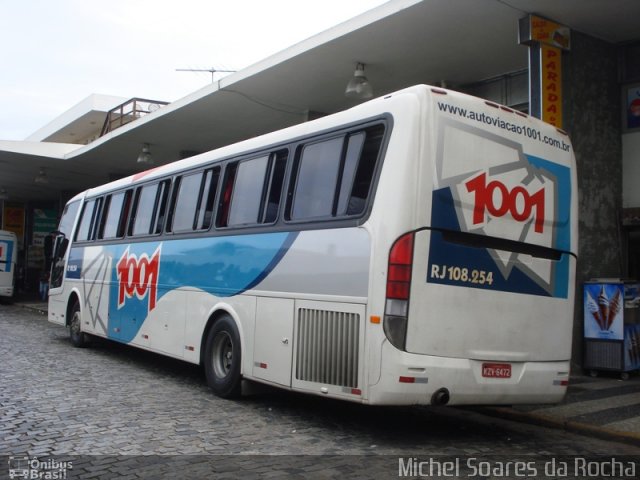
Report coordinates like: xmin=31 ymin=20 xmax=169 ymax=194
xmin=465 ymin=172 xmax=546 ymax=233
xmin=116 ymin=246 xmax=161 ymax=311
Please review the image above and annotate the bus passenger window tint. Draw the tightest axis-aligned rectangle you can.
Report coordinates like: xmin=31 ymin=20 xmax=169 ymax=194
xmin=337 ymin=132 xmax=365 ymax=215
xmin=228 ymin=156 xmax=269 ymax=226
xmin=346 ymin=124 xmax=385 ymax=215
xmin=196 ymin=168 xmax=220 ymax=230
xmin=101 ymin=192 xmax=126 ymax=239
xmin=153 ymin=180 xmax=171 ymax=234
xmin=76 ymin=198 xmax=99 ymax=242
xmin=217 ymin=164 xmax=237 ymax=228
xmin=263 ymin=150 xmax=288 ymax=223
xmin=292 ymin=137 xmax=343 ymax=220
xmin=118 ymin=191 xmax=133 ymax=238
xmin=172 ymin=172 xmax=203 ymax=232
xmin=132 ymin=184 xmax=159 ymax=236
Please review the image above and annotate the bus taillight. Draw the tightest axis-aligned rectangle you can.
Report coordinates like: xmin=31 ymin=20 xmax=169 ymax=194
xmin=384 ymin=232 xmax=415 ymax=350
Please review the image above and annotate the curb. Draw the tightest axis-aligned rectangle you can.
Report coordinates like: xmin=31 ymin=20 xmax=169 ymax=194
xmin=16 ymin=302 xmax=48 ymax=316
xmin=480 ymin=406 xmax=640 ymax=448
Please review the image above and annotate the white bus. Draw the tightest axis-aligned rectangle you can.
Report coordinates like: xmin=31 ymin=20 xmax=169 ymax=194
xmin=0 ymin=230 xmax=17 ymax=300
xmin=48 ymin=85 xmax=577 ymax=405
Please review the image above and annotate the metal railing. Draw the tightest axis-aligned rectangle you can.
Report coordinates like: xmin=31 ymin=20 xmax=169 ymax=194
xmin=100 ymin=98 xmax=169 ymax=137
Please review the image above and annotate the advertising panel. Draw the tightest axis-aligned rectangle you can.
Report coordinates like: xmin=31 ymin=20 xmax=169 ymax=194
xmin=624 ymin=324 xmax=640 ymax=371
xmin=427 ymin=119 xmax=572 ymax=298
xmin=584 ymin=283 xmax=624 ymax=340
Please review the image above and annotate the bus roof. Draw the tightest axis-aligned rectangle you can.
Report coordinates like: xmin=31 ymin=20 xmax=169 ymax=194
xmin=71 ymin=84 xmax=565 ymax=203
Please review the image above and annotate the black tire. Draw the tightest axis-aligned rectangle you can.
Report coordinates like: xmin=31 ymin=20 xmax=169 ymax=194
xmin=69 ymin=300 xmax=89 ymax=348
xmin=204 ymin=314 xmax=242 ymax=398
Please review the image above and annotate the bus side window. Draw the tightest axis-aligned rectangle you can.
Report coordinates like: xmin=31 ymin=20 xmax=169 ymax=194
xmin=343 ymin=124 xmax=385 ymax=215
xmin=196 ymin=167 xmax=220 ymax=230
xmin=216 ymin=164 xmax=237 ymax=228
xmin=261 ymin=150 xmax=288 ymax=224
xmin=75 ymin=198 xmax=103 ymax=242
xmin=287 ymin=124 xmax=385 ymax=222
xmin=130 ymin=181 xmax=169 ymax=236
xmin=170 ymin=172 xmax=204 ymax=233
xmin=118 ymin=190 xmax=133 ymax=238
xmin=227 ymin=155 xmax=270 ymax=227
xmin=152 ymin=180 xmax=171 ymax=234
xmin=289 ymin=136 xmax=344 ymax=220
xmin=100 ymin=191 xmax=129 ymax=239
xmin=336 ymin=132 xmax=365 ymax=215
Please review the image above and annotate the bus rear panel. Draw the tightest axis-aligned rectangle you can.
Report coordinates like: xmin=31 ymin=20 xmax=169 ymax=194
xmin=373 ymin=88 xmax=576 ymax=405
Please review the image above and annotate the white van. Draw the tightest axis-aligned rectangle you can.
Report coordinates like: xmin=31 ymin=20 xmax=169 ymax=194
xmin=0 ymin=230 xmax=17 ymax=299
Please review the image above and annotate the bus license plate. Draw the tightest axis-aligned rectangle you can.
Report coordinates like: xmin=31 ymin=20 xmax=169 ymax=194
xmin=482 ymin=363 xmax=511 ymax=378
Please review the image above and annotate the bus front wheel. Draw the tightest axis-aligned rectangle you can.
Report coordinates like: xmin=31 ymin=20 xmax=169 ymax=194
xmin=69 ymin=301 xmax=89 ymax=348
xmin=204 ymin=314 xmax=242 ymax=398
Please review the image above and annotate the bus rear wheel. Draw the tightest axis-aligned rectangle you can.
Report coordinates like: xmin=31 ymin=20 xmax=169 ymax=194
xmin=204 ymin=314 xmax=242 ymax=398
xmin=69 ymin=301 xmax=89 ymax=348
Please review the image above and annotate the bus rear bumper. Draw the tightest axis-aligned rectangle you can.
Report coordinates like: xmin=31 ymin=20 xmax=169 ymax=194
xmin=0 ymin=286 xmax=13 ymax=297
xmin=368 ymin=341 xmax=570 ymax=406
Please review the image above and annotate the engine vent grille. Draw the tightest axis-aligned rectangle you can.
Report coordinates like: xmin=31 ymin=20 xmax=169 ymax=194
xmin=295 ymin=308 xmax=360 ymax=388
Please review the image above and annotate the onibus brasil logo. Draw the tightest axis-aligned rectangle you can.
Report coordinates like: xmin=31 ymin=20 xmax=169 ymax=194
xmin=116 ymin=245 xmax=161 ymax=312
xmin=8 ymin=456 xmax=73 ymax=479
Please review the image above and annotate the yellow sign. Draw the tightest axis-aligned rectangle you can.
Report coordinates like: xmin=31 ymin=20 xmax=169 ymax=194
xmin=530 ymin=15 xmax=570 ymax=50
xmin=541 ymin=44 xmax=563 ymax=128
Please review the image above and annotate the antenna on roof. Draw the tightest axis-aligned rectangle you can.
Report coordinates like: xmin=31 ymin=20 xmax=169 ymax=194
xmin=176 ymin=67 xmax=236 ymax=83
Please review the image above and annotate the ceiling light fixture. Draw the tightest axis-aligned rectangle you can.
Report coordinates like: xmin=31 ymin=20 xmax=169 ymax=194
xmin=34 ymin=167 xmax=49 ymax=185
xmin=137 ymin=143 xmax=154 ymax=165
xmin=345 ymin=62 xmax=373 ymax=100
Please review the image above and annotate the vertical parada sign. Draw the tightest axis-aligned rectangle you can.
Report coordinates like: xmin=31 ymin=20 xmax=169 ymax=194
xmin=541 ymin=44 xmax=562 ymax=128
xmin=519 ymin=14 xmax=570 ymax=129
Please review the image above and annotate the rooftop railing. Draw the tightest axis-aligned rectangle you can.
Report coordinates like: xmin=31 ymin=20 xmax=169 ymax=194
xmin=100 ymin=98 xmax=169 ymax=136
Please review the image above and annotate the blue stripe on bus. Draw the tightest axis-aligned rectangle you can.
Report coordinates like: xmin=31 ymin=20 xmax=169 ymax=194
xmin=92 ymin=231 xmax=299 ymax=343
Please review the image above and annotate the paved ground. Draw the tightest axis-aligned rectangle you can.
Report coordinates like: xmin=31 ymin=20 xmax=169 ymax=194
xmin=483 ymin=374 xmax=640 ymax=447
xmin=1 ymin=303 xmax=639 ymax=479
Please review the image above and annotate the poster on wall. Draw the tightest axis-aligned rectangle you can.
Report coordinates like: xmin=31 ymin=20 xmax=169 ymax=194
xmin=625 ymin=324 xmax=640 ymax=371
xmin=2 ymin=202 xmax=25 ymax=249
xmin=33 ymin=209 xmax=58 ymax=247
xmin=624 ymin=83 xmax=640 ymax=131
xmin=28 ymin=209 xmax=58 ymax=269
xmin=584 ymin=282 xmax=625 ymax=340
